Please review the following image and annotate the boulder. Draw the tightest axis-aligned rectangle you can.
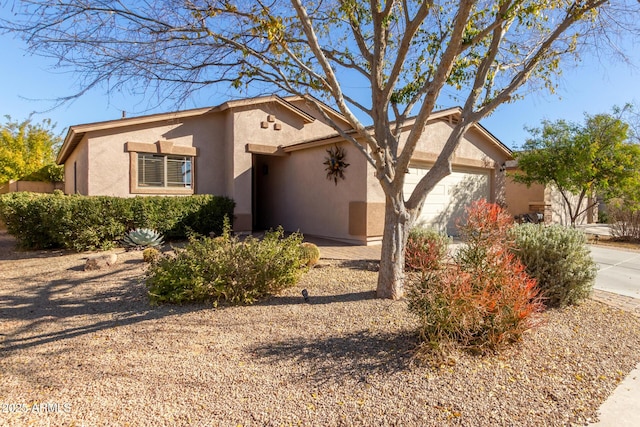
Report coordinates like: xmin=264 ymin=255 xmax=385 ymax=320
xmin=84 ymin=253 xmax=118 ymax=271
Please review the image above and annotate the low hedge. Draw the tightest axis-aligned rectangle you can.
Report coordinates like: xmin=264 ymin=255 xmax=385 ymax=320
xmin=0 ymin=192 xmax=234 ymax=251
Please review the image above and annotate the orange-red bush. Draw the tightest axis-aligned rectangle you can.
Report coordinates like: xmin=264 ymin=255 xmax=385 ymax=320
xmin=405 ymin=227 xmax=450 ymax=274
xmin=407 ymin=200 xmax=543 ymax=355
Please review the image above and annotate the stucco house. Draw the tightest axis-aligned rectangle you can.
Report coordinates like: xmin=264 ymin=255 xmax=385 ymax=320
xmin=56 ymin=95 xmax=513 ymax=244
xmin=503 ymin=161 xmax=597 ymax=225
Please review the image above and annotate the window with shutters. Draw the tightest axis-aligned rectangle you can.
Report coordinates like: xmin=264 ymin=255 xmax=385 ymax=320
xmin=126 ymin=140 xmax=197 ymax=195
xmin=137 ymin=154 xmax=192 ymax=188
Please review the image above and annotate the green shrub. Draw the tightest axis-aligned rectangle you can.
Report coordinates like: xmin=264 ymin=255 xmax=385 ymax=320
xmin=598 ymin=209 xmax=609 ymax=225
xmin=299 ymin=242 xmax=321 ymax=266
xmin=57 ymin=196 xmax=128 ymax=251
xmin=146 ymin=225 xmax=306 ymax=305
xmin=0 ymin=191 xmax=63 ymax=248
xmin=20 ymin=164 xmax=64 ymax=182
xmin=142 ymin=247 xmax=161 ymax=263
xmin=511 ymin=224 xmax=597 ymax=308
xmin=407 ymin=200 xmax=543 ymax=357
xmin=405 ymin=227 xmax=450 ymax=274
xmin=0 ymin=192 xmax=234 ymax=251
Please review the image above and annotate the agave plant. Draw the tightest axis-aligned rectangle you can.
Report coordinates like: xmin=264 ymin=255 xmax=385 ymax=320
xmin=122 ymin=228 xmax=164 ymax=249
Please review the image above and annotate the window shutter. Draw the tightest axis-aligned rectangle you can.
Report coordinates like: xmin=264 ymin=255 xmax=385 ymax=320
xmin=167 ymin=156 xmax=192 ymax=188
xmin=138 ymin=154 xmax=164 ymax=187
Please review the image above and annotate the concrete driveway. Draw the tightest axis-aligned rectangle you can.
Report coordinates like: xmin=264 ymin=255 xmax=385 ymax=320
xmin=590 ymin=245 xmax=640 ymax=299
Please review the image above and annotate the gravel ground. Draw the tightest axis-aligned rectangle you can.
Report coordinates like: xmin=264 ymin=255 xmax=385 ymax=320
xmin=1 ymin=231 xmax=640 ymax=426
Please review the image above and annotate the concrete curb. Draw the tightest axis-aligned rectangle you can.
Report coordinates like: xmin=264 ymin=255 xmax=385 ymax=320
xmin=590 ymin=363 xmax=640 ymax=426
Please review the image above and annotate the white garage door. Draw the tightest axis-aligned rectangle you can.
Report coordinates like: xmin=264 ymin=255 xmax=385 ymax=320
xmin=404 ymin=166 xmax=490 ymax=235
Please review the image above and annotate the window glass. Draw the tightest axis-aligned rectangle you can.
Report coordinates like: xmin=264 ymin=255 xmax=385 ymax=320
xmin=167 ymin=156 xmax=192 ymax=188
xmin=137 ymin=153 xmax=192 ymax=188
xmin=138 ymin=154 xmax=164 ymax=187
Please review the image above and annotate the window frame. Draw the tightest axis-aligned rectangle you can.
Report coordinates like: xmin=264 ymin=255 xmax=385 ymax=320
xmin=138 ymin=153 xmax=193 ymax=189
xmin=126 ymin=140 xmax=197 ymax=195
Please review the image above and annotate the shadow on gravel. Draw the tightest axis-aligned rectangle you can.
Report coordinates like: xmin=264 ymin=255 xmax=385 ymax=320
xmin=336 ymin=259 xmax=380 ymax=271
xmin=0 ymin=266 xmax=207 ymax=353
xmin=260 ymin=290 xmax=376 ymax=306
xmin=252 ymin=330 xmax=417 ymax=383
xmin=0 ymin=230 xmax=69 ymax=261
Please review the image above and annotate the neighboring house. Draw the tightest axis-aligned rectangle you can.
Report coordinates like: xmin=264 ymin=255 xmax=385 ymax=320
xmin=56 ymin=95 xmax=513 ymax=244
xmin=504 ymin=161 xmax=597 ymax=225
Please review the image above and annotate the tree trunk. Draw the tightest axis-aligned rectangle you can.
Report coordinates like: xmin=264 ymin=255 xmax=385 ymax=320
xmin=559 ymin=188 xmax=579 ymax=227
xmin=376 ymin=199 xmax=411 ymax=300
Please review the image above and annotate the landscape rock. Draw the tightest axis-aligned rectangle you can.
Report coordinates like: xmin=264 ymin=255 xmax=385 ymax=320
xmin=84 ymin=253 xmax=118 ymax=271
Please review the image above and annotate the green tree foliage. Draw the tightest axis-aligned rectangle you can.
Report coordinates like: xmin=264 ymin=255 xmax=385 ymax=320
xmin=0 ymin=116 xmax=63 ymax=184
xmin=3 ymin=0 xmax=638 ymax=298
xmin=513 ymin=112 xmax=640 ymax=225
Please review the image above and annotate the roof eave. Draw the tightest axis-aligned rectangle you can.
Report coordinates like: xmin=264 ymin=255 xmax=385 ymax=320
xmin=283 ymin=107 xmax=512 ymax=160
xmin=218 ymin=95 xmax=316 ymax=123
xmin=56 ymin=106 xmax=218 ymax=164
xmin=56 ymin=95 xmax=320 ymax=164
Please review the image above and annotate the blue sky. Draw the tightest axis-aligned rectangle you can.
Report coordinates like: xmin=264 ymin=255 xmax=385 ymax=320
xmin=1 ymin=18 xmax=639 ymax=150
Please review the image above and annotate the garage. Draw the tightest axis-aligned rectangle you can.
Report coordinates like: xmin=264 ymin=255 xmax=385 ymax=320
xmin=404 ymin=166 xmax=490 ymax=235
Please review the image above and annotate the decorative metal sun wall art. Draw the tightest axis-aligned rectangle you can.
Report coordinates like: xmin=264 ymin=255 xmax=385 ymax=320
xmin=323 ymin=144 xmax=350 ymax=185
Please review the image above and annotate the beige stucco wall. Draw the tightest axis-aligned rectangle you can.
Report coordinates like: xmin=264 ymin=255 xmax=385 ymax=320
xmin=64 ymin=137 xmax=89 ymax=195
xmin=504 ymin=173 xmax=547 ymax=218
xmin=232 ymin=102 xmax=344 ymax=150
xmin=0 ymin=180 xmax=64 ymax=194
xmin=546 ymin=184 xmax=595 ymax=225
xmin=65 ymin=113 xmax=228 ymax=197
xmin=406 ymin=121 xmax=505 ymax=168
xmin=504 ymin=173 xmax=597 ymax=225
xmin=87 ymin=127 xmax=133 ymax=196
xmin=287 ymin=98 xmax=354 ymax=132
xmin=187 ymin=113 xmax=228 ymax=196
xmin=254 ymin=141 xmax=369 ymax=243
xmin=230 ymin=103 xmax=348 ymax=232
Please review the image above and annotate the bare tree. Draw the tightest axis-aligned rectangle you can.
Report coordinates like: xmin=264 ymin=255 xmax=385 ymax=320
xmin=3 ymin=0 xmax=639 ymax=298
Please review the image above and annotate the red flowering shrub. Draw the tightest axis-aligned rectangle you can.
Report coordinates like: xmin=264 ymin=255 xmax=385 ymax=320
xmin=405 ymin=227 xmax=450 ymax=274
xmin=407 ymin=200 xmax=543 ymax=356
